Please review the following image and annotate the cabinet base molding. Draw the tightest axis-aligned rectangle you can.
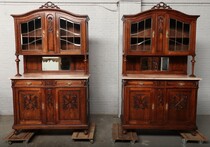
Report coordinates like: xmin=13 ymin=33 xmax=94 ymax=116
xmin=12 ymin=124 xmax=89 ymax=130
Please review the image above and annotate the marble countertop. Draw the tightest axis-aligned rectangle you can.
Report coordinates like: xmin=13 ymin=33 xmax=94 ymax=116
xmin=11 ymin=73 xmax=90 ymax=80
xmin=122 ymin=74 xmax=202 ymax=80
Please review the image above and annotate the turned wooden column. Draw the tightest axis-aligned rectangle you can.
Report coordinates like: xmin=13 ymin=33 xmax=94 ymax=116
xmin=123 ymin=55 xmax=127 ymax=76
xmin=190 ymin=55 xmax=196 ymax=77
xmin=84 ymin=55 xmax=88 ymax=74
xmin=15 ymin=54 xmax=21 ymax=76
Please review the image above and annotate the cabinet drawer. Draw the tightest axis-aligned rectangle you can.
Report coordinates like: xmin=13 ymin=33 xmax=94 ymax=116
xmin=166 ymin=81 xmax=196 ymax=87
xmin=13 ymin=80 xmax=43 ymax=87
xmin=126 ymin=80 xmax=154 ymax=86
xmin=55 ymin=80 xmax=85 ymax=87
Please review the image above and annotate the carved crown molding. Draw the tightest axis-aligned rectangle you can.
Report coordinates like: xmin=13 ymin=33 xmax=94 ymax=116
xmin=39 ymin=1 xmax=60 ymax=9
xmin=151 ymin=2 xmax=172 ymax=10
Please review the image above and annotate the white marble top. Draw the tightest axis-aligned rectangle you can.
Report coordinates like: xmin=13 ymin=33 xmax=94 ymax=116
xmin=122 ymin=74 xmax=201 ymax=80
xmin=11 ymin=73 xmax=90 ymax=80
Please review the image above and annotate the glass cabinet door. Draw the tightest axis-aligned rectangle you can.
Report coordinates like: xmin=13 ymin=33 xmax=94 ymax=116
xmin=20 ymin=17 xmax=43 ymax=51
xmin=168 ymin=18 xmax=191 ymax=53
xmin=59 ymin=17 xmax=81 ymax=52
xmin=129 ymin=18 xmax=153 ymax=53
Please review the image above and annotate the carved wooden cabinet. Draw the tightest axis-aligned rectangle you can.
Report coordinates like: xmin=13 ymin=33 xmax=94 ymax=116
xmin=121 ymin=2 xmax=201 ymax=132
xmin=11 ymin=2 xmax=89 ymax=134
xmin=123 ymin=80 xmax=199 ymax=130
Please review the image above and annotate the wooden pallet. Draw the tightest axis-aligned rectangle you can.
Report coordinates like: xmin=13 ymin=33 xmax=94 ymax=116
xmin=4 ymin=131 xmax=34 ymax=145
xmin=72 ymin=123 xmax=96 ymax=143
xmin=180 ymin=130 xmax=207 ymax=144
xmin=112 ymin=123 xmax=138 ymax=144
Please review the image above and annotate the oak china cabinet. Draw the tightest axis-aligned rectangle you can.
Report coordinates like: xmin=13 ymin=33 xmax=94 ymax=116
xmin=11 ymin=2 xmax=90 ymax=134
xmin=121 ymin=2 xmax=201 ymax=132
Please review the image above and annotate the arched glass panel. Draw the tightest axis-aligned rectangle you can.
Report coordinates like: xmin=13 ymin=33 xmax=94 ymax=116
xmin=169 ymin=18 xmax=190 ymax=51
xmin=130 ymin=18 xmax=152 ymax=51
xmin=59 ymin=17 xmax=81 ymax=50
xmin=21 ymin=17 xmax=42 ymax=50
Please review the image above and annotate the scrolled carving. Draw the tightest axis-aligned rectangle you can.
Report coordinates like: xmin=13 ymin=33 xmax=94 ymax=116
xmin=39 ymin=1 xmax=60 ymax=9
xmin=46 ymin=89 xmax=53 ymax=107
xmin=47 ymin=14 xmax=54 ymax=32
xmin=157 ymin=89 xmax=164 ymax=106
xmin=158 ymin=16 xmax=164 ymax=33
xmin=151 ymin=2 xmax=172 ymax=10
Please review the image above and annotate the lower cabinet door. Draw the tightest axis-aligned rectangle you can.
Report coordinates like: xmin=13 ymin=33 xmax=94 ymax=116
xmin=55 ymin=87 xmax=87 ymax=125
xmin=124 ymin=87 xmax=154 ymax=125
xmin=166 ymin=88 xmax=196 ymax=125
xmin=14 ymin=88 xmax=44 ymax=125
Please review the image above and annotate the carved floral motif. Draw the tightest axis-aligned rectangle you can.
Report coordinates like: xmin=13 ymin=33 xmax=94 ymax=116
xmin=62 ymin=93 xmax=78 ymax=110
xmin=169 ymin=94 xmax=188 ymax=110
xmin=133 ymin=94 xmax=148 ymax=110
xmin=23 ymin=94 xmax=38 ymax=110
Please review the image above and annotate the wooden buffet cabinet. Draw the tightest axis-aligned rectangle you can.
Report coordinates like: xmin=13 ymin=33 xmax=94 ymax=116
xmin=11 ymin=2 xmax=90 ymax=134
xmin=121 ymin=2 xmax=201 ymax=132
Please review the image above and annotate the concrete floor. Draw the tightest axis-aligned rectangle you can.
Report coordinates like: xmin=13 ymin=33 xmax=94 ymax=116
xmin=0 ymin=115 xmax=209 ymax=147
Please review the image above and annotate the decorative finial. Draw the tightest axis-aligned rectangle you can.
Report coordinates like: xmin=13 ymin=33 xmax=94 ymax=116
xmin=151 ymin=2 xmax=172 ymax=10
xmin=39 ymin=1 xmax=60 ymax=9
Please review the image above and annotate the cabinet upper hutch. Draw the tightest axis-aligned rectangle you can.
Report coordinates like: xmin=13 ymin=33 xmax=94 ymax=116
xmin=11 ymin=2 xmax=90 ymax=134
xmin=121 ymin=2 xmax=201 ymax=132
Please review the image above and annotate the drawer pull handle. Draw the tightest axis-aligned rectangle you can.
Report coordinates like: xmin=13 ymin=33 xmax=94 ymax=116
xmin=67 ymin=82 xmax=72 ymax=86
xmin=178 ymin=82 xmax=185 ymax=86
xmin=139 ymin=82 xmax=144 ymax=85
xmin=26 ymin=82 xmax=32 ymax=85
xmin=57 ymin=30 xmax=59 ymax=38
xmin=165 ymin=103 xmax=168 ymax=110
xmin=152 ymin=104 xmax=155 ymax=110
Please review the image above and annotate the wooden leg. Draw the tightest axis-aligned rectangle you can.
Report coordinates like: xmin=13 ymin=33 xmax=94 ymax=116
xmin=190 ymin=130 xmax=197 ymax=136
xmin=122 ymin=129 xmax=127 ymax=134
xmin=14 ymin=129 xmax=21 ymax=135
xmin=84 ymin=129 xmax=89 ymax=135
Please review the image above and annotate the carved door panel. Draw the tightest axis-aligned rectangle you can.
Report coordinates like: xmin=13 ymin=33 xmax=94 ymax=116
xmin=55 ymin=88 xmax=86 ymax=125
xmin=14 ymin=88 xmax=44 ymax=125
xmin=166 ymin=89 xmax=195 ymax=125
xmin=125 ymin=87 xmax=154 ymax=125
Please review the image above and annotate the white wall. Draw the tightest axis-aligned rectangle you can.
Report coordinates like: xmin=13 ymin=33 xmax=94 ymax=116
xmin=0 ymin=0 xmax=210 ymax=115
